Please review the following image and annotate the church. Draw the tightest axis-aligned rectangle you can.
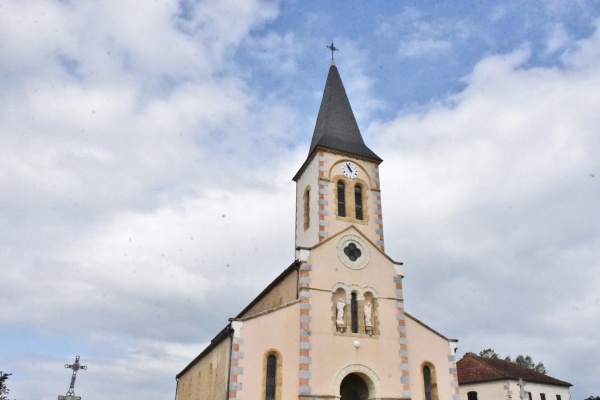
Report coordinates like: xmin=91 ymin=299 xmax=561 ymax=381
xmin=175 ymin=60 xmax=460 ymax=400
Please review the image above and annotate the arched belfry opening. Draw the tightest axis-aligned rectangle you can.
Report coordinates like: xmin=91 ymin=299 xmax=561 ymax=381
xmin=340 ymin=373 xmax=369 ymax=400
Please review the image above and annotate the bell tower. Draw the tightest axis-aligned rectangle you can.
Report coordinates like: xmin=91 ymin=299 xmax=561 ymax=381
xmin=293 ymin=61 xmax=385 ymax=252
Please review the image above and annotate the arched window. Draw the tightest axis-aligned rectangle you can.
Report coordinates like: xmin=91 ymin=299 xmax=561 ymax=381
xmin=265 ymin=354 xmax=277 ymax=400
xmin=350 ymin=292 xmax=358 ymax=333
xmin=467 ymin=391 xmax=478 ymax=400
xmin=422 ymin=363 xmax=438 ymax=400
xmin=303 ymin=187 xmax=310 ymax=231
xmin=423 ymin=365 xmax=433 ymax=400
xmin=262 ymin=351 xmax=282 ymax=400
xmin=337 ymin=181 xmax=346 ymax=217
xmin=354 ymin=184 xmax=363 ymax=220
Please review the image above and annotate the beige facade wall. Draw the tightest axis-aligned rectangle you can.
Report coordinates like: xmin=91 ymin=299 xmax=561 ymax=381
xmin=307 ymin=228 xmax=397 ymax=299
xmin=234 ymin=302 xmax=301 ymax=399
xmin=323 ymin=154 xmax=379 ymax=246
xmin=239 ymin=270 xmax=298 ymax=318
xmin=176 ymin=335 xmax=231 ymax=400
xmin=459 ymin=380 xmax=571 ymax=400
xmin=295 ymin=151 xmax=383 ymax=250
xmin=405 ymin=316 xmax=458 ymax=400
xmin=308 ymin=290 xmax=404 ymax=398
xmin=176 ymin=215 xmax=457 ymax=400
xmin=295 ymin=154 xmax=321 ymax=248
xmin=302 ymin=229 xmax=405 ymax=398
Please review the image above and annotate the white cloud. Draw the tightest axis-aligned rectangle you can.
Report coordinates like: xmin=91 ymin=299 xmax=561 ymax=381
xmin=490 ymin=4 xmax=508 ymax=22
xmin=371 ymin=24 xmax=600 ymax=392
xmin=8 ymin=340 xmax=209 ymax=400
xmin=2 ymin=1 xmax=600 ymax=399
xmin=378 ymin=7 xmax=464 ymax=59
xmin=397 ymin=38 xmax=452 ymax=59
xmin=544 ymin=23 xmax=573 ymax=54
xmin=0 ymin=2 xmax=291 ymax=397
xmin=244 ymin=31 xmax=302 ymax=74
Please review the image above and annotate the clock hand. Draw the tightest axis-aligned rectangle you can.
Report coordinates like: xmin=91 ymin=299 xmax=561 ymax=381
xmin=346 ymin=163 xmax=353 ymax=173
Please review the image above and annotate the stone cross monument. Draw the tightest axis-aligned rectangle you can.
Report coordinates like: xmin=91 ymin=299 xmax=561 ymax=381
xmin=518 ymin=378 xmax=528 ymax=400
xmin=58 ymin=356 xmax=87 ymax=400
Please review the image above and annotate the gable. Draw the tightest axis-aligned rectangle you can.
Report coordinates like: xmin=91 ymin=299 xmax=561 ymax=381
xmin=301 ymin=226 xmax=401 ymax=299
xmin=299 ymin=225 xmax=399 ymax=264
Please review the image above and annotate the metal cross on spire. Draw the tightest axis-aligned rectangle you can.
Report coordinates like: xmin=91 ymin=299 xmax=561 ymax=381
xmin=327 ymin=41 xmax=339 ymax=60
xmin=63 ymin=356 xmax=87 ymax=397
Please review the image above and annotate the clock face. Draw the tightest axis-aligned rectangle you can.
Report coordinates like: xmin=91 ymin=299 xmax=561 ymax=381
xmin=341 ymin=162 xmax=359 ymax=179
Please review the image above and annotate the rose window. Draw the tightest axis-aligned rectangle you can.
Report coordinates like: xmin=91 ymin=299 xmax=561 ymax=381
xmin=344 ymin=243 xmax=362 ymax=261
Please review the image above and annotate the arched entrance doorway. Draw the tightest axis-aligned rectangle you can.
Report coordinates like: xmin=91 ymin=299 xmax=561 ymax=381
xmin=340 ymin=373 xmax=369 ymax=400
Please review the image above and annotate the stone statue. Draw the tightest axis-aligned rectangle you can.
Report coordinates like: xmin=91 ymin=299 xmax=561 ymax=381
xmin=336 ymin=297 xmax=346 ymax=325
xmin=364 ymin=302 xmax=372 ymax=327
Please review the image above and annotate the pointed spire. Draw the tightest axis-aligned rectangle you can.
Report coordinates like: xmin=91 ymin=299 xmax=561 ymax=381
xmin=308 ymin=64 xmax=381 ymax=162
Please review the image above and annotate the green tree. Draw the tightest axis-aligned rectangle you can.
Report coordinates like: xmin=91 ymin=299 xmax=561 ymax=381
xmin=584 ymin=396 xmax=600 ymax=400
xmin=0 ymin=371 xmax=12 ymax=400
xmin=479 ymin=349 xmax=501 ymax=358
xmin=513 ymin=355 xmax=547 ymax=374
xmin=477 ymin=349 xmax=547 ymax=374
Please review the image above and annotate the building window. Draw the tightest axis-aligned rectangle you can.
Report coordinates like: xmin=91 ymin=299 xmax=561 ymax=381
xmin=263 ymin=352 xmax=281 ymax=400
xmin=423 ymin=365 xmax=433 ymax=400
xmin=303 ymin=187 xmax=310 ymax=231
xmin=354 ymin=184 xmax=363 ymax=220
xmin=266 ymin=354 xmax=276 ymax=400
xmin=556 ymin=396 xmax=562 ymax=400
xmin=540 ymin=394 xmax=546 ymax=400
xmin=337 ymin=181 xmax=346 ymax=217
xmin=422 ymin=363 xmax=438 ymax=400
xmin=350 ymin=292 xmax=358 ymax=333
xmin=528 ymin=393 xmax=533 ymax=400
xmin=467 ymin=391 xmax=478 ymax=400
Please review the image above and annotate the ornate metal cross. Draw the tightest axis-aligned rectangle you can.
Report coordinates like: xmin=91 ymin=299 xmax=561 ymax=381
xmin=327 ymin=41 xmax=339 ymax=60
xmin=64 ymin=356 xmax=87 ymax=396
xmin=517 ymin=378 xmax=527 ymax=400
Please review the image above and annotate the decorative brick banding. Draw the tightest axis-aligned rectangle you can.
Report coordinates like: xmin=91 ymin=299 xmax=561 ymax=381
xmin=229 ymin=335 xmax=244 ymax=399
xmin=395 ymin=275 xmax=410 ymax=398
xmin=299 ymin=263 xmax=312 ymax=395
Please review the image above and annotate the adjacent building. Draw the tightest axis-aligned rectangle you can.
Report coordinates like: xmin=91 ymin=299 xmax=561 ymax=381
xmin=457 ymin=354 xmax=572 ymax=400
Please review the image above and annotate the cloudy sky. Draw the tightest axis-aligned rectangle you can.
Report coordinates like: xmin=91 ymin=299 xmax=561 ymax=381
xmin=1 ymin=1 xmax=599 ymax=399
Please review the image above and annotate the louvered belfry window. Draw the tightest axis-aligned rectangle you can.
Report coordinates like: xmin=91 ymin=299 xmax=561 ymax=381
xmin=354 ymin=184 xmax=363 ymax=220
xmin=337 ymin=181 xmax=346 ymax=217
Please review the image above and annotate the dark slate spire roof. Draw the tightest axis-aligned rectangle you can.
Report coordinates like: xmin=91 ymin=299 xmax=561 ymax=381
xmin=308 ymin=63 xmax=382 ymax=162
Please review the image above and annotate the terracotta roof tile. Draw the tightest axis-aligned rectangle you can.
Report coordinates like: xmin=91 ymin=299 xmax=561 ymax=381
xmin=457 ymin=354 xmax=571 ymax=387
